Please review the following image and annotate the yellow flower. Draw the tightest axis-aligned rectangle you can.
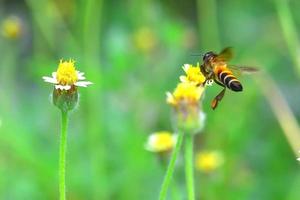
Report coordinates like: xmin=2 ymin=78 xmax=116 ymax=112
xmin=145 ymin=131 xmax=177 ymax=153
xmin=133 ymin=27 xmax=157 ymax=53
xmin=180 ymin=63 xmax=206 ymax=85
xmin=43 ymin=59 xmax=92 ymax=90
xmin=1 ymin=16 xmax=22 ymax=39
xmin=195 ymin=150 xmax=224 ymax=173
xmin=166 ymin=82 xmax=204 ymax=106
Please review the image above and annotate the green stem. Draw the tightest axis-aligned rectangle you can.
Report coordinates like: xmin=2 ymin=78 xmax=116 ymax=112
xmin=275 ymin=0 xmax=300 ymax=76
xmin=59 ymin=111 xmax=68 ymax=200
xmin=158 ymin=131 xmax=184 ymax=200
xmin=196 ymin=0 xmax=220 ymax=50
xmin=185 ymin=134 xmax=195 ymax=200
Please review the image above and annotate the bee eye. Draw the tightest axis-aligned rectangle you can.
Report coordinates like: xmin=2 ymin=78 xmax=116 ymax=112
xmin=203 ymin=51 xmax=214 ymax=61
xmin=203 ymin=53 xmax=209 ymax=61
xmin=203 ymin=52 xmax=210 ymax=61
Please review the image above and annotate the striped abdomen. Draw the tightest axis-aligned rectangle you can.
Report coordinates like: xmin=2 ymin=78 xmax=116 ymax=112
xmin=218 ymin=70 xmax=243 ymax=91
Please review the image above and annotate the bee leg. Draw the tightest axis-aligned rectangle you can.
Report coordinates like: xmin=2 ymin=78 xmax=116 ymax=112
xmin=201 ymin=72 xmax=215 ymax=86
xmin=214 ymin=78 xmax=224 ymax=87
xmin=200 ymin=64 xmax=208 ymax=76
xmin=211 ymin=87 xmax=226 ymax=110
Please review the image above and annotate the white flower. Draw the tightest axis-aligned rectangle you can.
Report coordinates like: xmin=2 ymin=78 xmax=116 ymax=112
xmin=42 ymin=59 xmax=92 ymax=90
xmin=145 ymin=131 xmax=177 ymax=153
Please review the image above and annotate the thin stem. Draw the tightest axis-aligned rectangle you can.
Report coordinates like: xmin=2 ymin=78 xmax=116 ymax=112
xmin=275 ymin=0 xmax=300 ymax=76
xmin=254 ymin=74 xmax=300 ymax=155
xmin=59 ymin=111 xmax=68 ymax=200
xmin=159 ymin=131 xmax=184 ymax=200
xmin=185 ymin=134 xmax=195 ymax=200
xmin=197 ymin=0 xmax=221 ymax=50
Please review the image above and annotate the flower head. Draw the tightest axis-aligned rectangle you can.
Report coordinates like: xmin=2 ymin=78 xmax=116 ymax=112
xmin=166 ymin=82 xmax=206 ymax=134
xmin=43 ymin=59 xmax=92 ymax=111
xmin=195 ymin=150 xmax=224 ymax=173
xmin=133 ymin=27 xmax=157 ymax=53
xmin=145 ymin=131 xmax=177 ymax=153
xmin=180 ymin=63 xmax=206 ymax=86
xmin=166 ymin=82 xmax=204 ymax=107
xmin=1 ymin=16 xmax=22 ymax=39
xmin=43 ymin=59 xmax=92 ymax=90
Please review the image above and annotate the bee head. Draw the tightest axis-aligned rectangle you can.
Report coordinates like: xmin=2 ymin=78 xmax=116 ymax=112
xmin=203 ymin=51 xmax=216 ymax=63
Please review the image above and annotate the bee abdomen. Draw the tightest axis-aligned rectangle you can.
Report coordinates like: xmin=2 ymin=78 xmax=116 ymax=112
xmin=218 ymin=70 xmax=243 ymax=91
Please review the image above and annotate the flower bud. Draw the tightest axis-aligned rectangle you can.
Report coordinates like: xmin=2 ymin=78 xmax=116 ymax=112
xmin=173 ymin=103 xmax=206 ymax=135
xmin=52 ymin=87 xmax=78 ymax=112
xmin=167 ymin=81 xmax=206 ymax=135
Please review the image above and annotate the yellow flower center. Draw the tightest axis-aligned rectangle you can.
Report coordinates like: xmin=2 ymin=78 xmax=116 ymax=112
xmin=184 ymin=64 xmax=206 ymax=84
xmin=56 ymin=59 xmax=78 ymax=85
xmin=151 ymin=132 xmax=175 ymax=152
xmin=195 ymin=151 xmax=224 ymax=173
xmin=1 ymin=17 xmax=22 ymax=39
xmin=167 ymin=82 xmax=204 ymax=106
xmin=133 ymin=27 xmax=157 ymax=52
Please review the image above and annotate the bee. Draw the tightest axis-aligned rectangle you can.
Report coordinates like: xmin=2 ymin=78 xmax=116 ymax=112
xmin=200 ymin=47 xmax=258 ymax=109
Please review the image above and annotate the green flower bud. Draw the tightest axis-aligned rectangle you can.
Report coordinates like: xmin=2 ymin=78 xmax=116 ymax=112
xmin=172 ymin=103 xmax=206 ymax=135
xmin=52 ymin=87 xmax=79 ymax=112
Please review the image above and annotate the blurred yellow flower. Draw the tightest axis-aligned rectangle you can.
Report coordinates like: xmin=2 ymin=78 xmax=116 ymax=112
xmin=145 ymin=131 xmax=177 ymax=152
xmin=133 ymin=27 xmax=157 ymax=53
xmin=43 ymin=59 xmax=92 ymax=90
xmin=166 ymin=82 xmax=204 ymax=107
xmin=1 ymin=16 xmax=22 ymax=39
xmin=195 ymin=150 xmax=224 ymax=173
xmin=180 ymin=63 xmax=206 ymax=86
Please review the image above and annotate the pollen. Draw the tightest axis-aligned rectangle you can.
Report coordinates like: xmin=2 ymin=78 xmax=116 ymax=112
xmin=195 ymin=150 xmax=224 ymax=173
xmin=1 ymin=16 xmax=22 ymax=39
xmin=167 ymin=82 xmax=204 ymax=106
xmin=145 ymin=131 xmax=176 ymax=152
xmin=56 ymin=59 xmax=78 ymax=85
xmin=181 ymin=63 xmax=206 ymax=85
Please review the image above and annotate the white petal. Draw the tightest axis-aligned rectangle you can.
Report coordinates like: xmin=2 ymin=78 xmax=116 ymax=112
xmin=166 ymin=92 xmax=175 ymax=104
xmin=297 ymin=158 xmax=300 ymax=161
xmin=166 ymin=92 xmax=174 ymax=100
xmin=182 ymin=64 xmax=190 ymax=72
xmin=55 ymin=85 xmax=71 ymax=90
xmin=52 ymin=72 xmax=57 ymax=78
xmin=144 ymin=134 xmax=157 ymax=152
xmin=76 ymin=71 xmax=85 ymax=76
xmin=43 ymin=76 xmax=58 ymax=84
xmin=76 ymin=71 xmax=86 ymax=80
xmin=179 ymin=75 xmax=187 ymax=82
xmin=74 ymin=81 xmax=93 ymax=87
xmin=78 ymin=74 xmax=86 ymax=80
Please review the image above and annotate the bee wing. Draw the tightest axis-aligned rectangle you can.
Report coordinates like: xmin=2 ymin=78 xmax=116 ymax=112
xmin=215 ymin=47 xmax=234 ymax=62
xmin=227 ymin=65 xmax=259 ymax=75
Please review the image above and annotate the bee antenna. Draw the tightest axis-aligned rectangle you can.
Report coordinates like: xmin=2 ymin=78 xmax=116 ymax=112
xmin=190 ymin=53 xmax=203 ymax=57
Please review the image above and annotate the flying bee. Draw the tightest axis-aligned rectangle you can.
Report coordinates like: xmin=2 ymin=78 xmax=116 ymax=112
xmin=200 ymin=47 xmax=258 ymax=109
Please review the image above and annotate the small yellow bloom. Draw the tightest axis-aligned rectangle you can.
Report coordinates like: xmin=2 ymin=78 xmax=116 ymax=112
xmin=145 ymin=131 xmax=177 ymax=153
xmin=180 ymin=63 xmax=206 ymax=85
xmin=133 ymin=27 xmax=157 ymax=53
xmin=56 ymin=59 xmax=78 ymax=85
xmin=43 ymin=59 xmax=92 ymax=90
xmin=195 ymin=150 xmax=224 ymax=173
xmin=1 ymin=16 xmax=22 ymax=39
xmin=166 ymin=82 xmax=204 ymax=106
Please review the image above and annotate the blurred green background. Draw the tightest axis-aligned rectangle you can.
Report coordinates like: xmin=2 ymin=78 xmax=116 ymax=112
xmin=1 ymin=0 xmax=300 ymax=199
